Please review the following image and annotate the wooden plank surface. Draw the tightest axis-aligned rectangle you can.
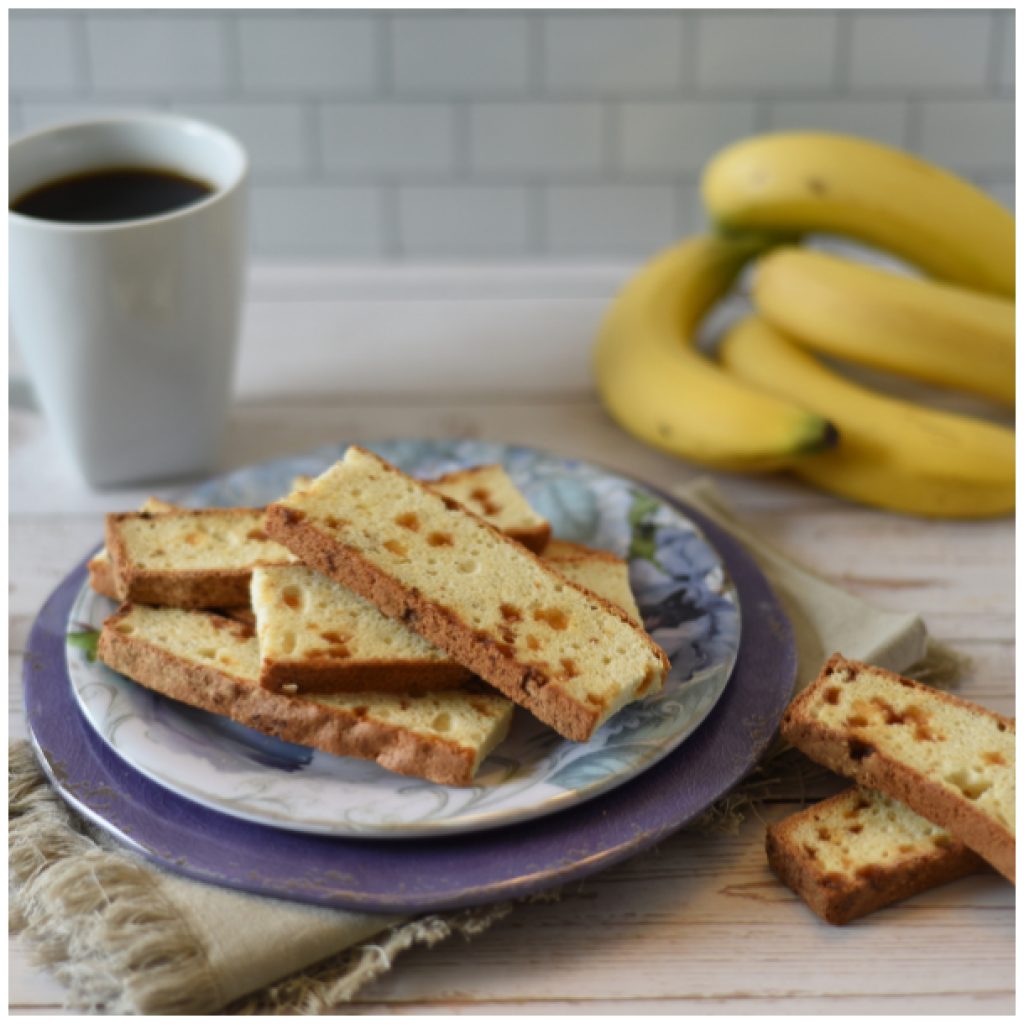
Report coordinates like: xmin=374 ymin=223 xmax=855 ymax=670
xmin=9 ymin=266 xmax=1015 ymax=1014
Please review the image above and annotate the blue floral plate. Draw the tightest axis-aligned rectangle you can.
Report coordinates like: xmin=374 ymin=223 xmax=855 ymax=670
xmin=67 ymin=441 xmax=740 ymax=838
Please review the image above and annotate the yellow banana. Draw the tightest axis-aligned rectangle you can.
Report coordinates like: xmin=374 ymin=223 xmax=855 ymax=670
xmin=592 ymin=235 xmax=837 ymax=472
xmin=753 ymin=248 xmax=1016 ymax=407
xmin=703 ymin=133 xmax=1015 ymax=298
xmin=719 ymin=317 xmax=1015 ymax=518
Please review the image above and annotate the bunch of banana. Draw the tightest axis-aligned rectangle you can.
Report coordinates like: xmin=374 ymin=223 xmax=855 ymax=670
xmin=703 ymin=132 xmax=1014 ymax=298
xmin=752 ymin=248 xmax=1015 ymax=407
xmin=719 ymin=318 xmax=1015 ymax=519
xmin=591 ymin=131 xmax=1015 ymax=518
xmin=592 ymin=234 xmax=837 ymax=472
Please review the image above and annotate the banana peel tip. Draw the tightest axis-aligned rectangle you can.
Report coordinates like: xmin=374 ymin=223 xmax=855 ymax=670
xmin=798 ymin=418 xmax=841 ymax=456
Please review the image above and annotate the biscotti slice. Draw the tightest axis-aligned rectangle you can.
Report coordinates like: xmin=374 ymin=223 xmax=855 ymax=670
xmin=426 ymin=464 xmax=550 ymax=553
xmin=781 ymin=654 xmax=1015 ymax=882
xmin=97 ymin=603 xmax=513 ymax=787
xmin=265 ymin=446 xmax=668 ymax=742
xmin=89 ymin=497 xmax=185 ymax=599
xmin=95 ymin=469 xmax=542 ymax=604
xmin=105 ymin=508 xmax=298 ymax=609
xmin=252 ymin=564 xmax=474 ymax=694
xmin=252 ymin=548 xmax=643 ymax=695
xmin=766 ymin=786 xmax=988 ymax=925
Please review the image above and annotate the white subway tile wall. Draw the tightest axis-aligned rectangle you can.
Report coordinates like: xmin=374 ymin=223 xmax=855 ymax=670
xmin=618 ymin=101 xmax=758 ymax=173
xmin=997 ymin=12 xmax=1015 ymax=90
xmin=392 ymin=14 xmax=531 ymax=95
xmin=9 ymin=9 xmax=1015 ymax=257
xmin=696 ymin=13 xmax=840 ymax=92
xmin=86 ymin=14 xmax=230 ymax=94
xmin=542 ymin=13 xmax=687 ymax=94
xmin=847 ymin=12 xmax=992 ymax=91
xmin=238 ymin=14 xmax=378 ymax=95
xmin=399 ymin=186 xmax=530 ymax=257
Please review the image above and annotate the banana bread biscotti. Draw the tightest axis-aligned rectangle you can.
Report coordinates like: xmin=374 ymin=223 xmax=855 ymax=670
xmin=252 ymin=543 xmax=642 ymax=695
xmin=766 ymin=786 xmax=987 ymax=925
xmin=251 ymin=563 xmax=475 ymax=694
xmin=105 ymin=508 xmax=298 ymax=608
xmin=100 ymin=467 xmax=549 ymax=609
xmin=265 ymin=446 xmax=669 ymax=742
xmin=781 ymin=655 xmax=1015 ymax=882
xmin=89 ymin=497 xmax=185 ymax=599
xmin=97 ymin=603 xmax=513 ymax=786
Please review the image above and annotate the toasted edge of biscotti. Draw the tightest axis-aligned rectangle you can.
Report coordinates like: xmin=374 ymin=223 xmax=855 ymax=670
xmin=97 ymin=603 xmax=512 ymax=787
xmin=766 ymin=786 xmax=988 ymax=925
xmin=105 ymin=508 xmax=293 ymax=609
xmin=89 ymin=497 xmax=186 ymax=599
xmin=254 ymin=544 xmax=642 ymax=697
xmin=259 ymin=657 xmax=474 ymax=695
xmin=253 ymin=564 xmax=475 ymax=695
xmin=542 ymin=539 xmax=621 ymax=563
xmin=265 ymin=446 xmax=669 ymax=743
xmin=781 ymin=654 xmax=1016 ymax=883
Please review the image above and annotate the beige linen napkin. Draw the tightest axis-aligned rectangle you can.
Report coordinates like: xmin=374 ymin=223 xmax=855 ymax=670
xmin=10 ymin=479 xmax=944 ymax=1015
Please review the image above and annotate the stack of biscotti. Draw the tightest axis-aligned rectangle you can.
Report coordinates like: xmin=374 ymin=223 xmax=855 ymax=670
xmin=95 ymin=466 xmax=564 ymax=696
xmin=767 ymin=654 xmax=1014 ymax=923
xmin=96 ymin=457 xmax=660 ymax=783
xmin=98 ymin=604 xmax=514 ymax=787
xmin=94 ymin=464 xmax=553 ymax=785
xmin=265 ymin=446 xmax=668 ymax=742
xmin=251 ymin=538 xmax=641 ymax=695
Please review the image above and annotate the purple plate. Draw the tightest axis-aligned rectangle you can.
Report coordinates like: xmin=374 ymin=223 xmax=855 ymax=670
xmin=24 ymin=486 xmax=795 ymax=913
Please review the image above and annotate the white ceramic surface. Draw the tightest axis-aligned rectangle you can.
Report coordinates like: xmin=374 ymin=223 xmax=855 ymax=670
xmin=67 ymin=441 xmax=742 ymax=838
xmin=9 ymin=114 xmax=248 ymax=487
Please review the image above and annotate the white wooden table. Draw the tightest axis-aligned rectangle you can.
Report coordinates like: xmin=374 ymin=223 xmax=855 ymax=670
xmin=10 ymin=264 xmax=1015 ymax=1014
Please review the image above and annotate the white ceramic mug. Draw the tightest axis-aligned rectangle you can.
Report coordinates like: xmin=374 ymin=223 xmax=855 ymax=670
xmin=9 ymin=114 xmax=248 ymax=487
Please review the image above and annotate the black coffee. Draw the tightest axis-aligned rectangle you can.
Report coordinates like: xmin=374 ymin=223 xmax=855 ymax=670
xmin=11 ymin=167 xmax=213 ymax=224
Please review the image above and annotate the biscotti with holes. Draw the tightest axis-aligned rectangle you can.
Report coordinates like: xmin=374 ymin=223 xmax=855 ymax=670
xmin=105 ymin=508 xmax=298 ymax=609
xmin=265 ymin=446 xmax=668 ymax=742
xmin=766 ymin=786 xmax=988 ymax=924
xmin=427 ymin=464 xmax=550 ymax=554
xmin=89 ymin=497 xmax=185 ymax=599
xmin=92 ymin=477 xmax=311 ymax=600
xmin=97 ymin=603 xmax=513 ymax=786
xmin=251 ymin=545 xmax=643 ymax=695
xmin=252 ymin=564 xmax=475 ymax=694
xmin=781 ymin=654 xmax=1015 ymax=882
xmin=98 ymin=467 xmax=548 ymax=608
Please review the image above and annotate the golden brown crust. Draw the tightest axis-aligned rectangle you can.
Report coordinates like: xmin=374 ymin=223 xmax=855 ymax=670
xmin=781 ymin=654 xmax=1016 ymax=883
xmin=215 ymin=607 xmax=257 ymax=629
xmin=97 ymin=605 xmax=483 ymax=787
xmin=259 ymin=657 xmax=474 ymax=695
xmin=105 ymin=509 xmax=290 ymax=609
xmin=765 ymin=789 xmax=988 ymax=925
xmin=542 ymin=539 xmax=624 ymax=565
xmin=265 ymin=502 xmax=599 ymax=741
xmin=266 ymin=448 xmax=669 ymax=742
xmin=90 ymin=498 xmax=189 ymax=601
xmin=503 ymin=522 xmax=552 ymax=555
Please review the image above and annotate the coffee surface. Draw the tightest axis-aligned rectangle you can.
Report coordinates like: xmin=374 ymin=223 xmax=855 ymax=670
xmin=11 ymin=167 xmax=213 ymax=224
